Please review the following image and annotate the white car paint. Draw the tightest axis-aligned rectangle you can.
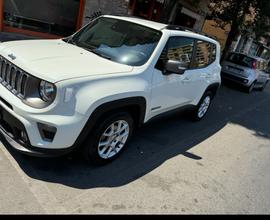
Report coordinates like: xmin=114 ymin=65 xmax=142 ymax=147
xmin=222 ymin=53 xmax=269 ymax=88
xmin=0 ymin=39 xmax=134 ymax=83
xmin=0 ymin=15 xmax=221 ymax=151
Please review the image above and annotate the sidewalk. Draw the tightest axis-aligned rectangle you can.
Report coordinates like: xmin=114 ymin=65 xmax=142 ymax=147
xmin=0 ymin=32 xmax=37 ymax=42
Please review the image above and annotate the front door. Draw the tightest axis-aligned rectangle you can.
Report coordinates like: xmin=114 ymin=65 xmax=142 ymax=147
xmin=150 ymin=36 xmax=196 ymax=116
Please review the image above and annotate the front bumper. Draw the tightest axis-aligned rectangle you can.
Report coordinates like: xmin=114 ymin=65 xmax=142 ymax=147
xmin=0 ymin=79 xmax=88 ymax=156
xmin=0 ymin=104 xmax=74 ymax=157
xmin=0 ymin=127 xmax=74 ymax=157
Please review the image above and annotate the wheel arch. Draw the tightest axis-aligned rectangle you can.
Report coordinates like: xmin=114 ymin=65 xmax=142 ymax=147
xmin=72 ymin=97 xmax=147 ymax=149
xmin=205 ymin=82 xmax=221 ymax=98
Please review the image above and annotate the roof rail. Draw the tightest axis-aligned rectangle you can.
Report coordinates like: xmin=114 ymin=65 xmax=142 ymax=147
xmin=166 ymin=25 xmax=218 ymax=41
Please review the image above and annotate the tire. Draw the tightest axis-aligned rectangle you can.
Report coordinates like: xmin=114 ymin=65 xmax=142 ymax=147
xmin=245 ymin=82 xmax=256 ymax=94
xmin=258 ymin=81 xmax=268 ymax=92
xmin=191 ymin=91 xmax=213 ymax=121
xmin=81 ymin=112 xmax=134 ymax=165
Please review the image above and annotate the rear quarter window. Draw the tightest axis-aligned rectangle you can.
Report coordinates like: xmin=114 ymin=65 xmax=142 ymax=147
xmin=193 ymin=40 xmax=216 ymax=68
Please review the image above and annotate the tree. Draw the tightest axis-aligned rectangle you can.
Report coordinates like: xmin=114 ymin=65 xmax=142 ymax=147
xmin=208 ymin=0 xmax=270 ymax=60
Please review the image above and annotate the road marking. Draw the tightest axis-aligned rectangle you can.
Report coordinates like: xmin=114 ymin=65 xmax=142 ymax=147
xmin=0 ymin=146 xmax=67 ymax=214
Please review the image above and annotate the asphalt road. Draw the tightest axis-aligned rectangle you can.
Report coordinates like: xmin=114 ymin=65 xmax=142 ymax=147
xmin=1 ymin=83 xmax=270 ymax=214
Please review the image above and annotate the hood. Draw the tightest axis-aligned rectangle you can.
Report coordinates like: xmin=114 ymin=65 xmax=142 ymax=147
xmin=0 ymin=39 xmax=133 ymax=83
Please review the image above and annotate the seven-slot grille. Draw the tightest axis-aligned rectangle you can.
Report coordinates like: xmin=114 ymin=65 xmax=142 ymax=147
xmin=0 ymin=56 xmax=28 ymax=98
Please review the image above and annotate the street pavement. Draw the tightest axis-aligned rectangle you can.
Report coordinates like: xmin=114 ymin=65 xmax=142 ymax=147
xmin=1 ymin=83 xmax=270 ymax=214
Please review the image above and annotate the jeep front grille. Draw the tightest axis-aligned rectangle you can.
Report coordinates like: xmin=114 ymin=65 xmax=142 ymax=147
xmin=0 ymin=56 xmax=29 ymax=98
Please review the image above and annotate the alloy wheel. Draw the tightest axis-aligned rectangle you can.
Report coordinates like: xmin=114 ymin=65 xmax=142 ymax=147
xmin=198 ymin=96 xmax=211 ymax=119
xmin=98 ymin=120 xmax=130 ymax=159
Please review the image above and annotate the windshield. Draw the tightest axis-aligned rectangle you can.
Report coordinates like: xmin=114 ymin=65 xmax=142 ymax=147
xmin=227 ymin=53 xmax=256 ymax=68
xmin=68 ymin=17 xmax=162 ymax=66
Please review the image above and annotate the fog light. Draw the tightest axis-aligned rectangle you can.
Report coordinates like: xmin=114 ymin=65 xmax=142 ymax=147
xmin=37 ymin=123 xmax=57 ymax=142
xmin=20 ymin=131 xmax=28 ymax=143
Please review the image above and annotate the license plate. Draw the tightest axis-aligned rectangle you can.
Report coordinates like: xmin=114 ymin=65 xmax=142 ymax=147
xmin=229 ymin=67 xmax=243 ymax=75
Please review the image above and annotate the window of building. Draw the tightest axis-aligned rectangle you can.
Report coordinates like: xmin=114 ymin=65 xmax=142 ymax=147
xmin=128 ymin=0 xmax=162 ymax=22
xmin=3 ymin=0 xmax=82 ymax=37
xmin=194 ymin=40 xmax=216 ymax=68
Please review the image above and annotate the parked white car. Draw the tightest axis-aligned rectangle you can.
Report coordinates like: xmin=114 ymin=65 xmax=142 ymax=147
xmin=222 ymin=52 xmax=269 ymax=93
xmin=0 ymin=15 xmax=221 ymax=164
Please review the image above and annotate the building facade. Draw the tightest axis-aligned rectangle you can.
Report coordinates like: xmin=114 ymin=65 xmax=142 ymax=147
xmin=202 ymin=20 xmax=231 ymax=51
xmin=124 ymin=0 xmax=210 ymax=31
xmin=0 ymin=0 xmax=209 ymax=38
xmin=82 ymin=0 xmax=129 ymax=26
xmin=0 ymin=0 xmax=86 ymax=38
xmin=167 ymin=0 xmax=210 ymax=31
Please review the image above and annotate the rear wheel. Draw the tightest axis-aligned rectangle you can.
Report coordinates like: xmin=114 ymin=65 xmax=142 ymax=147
xmin=245 ymin=82 xmax=256 ymax=93
xmin=258 ymin=81 xmax=268 ymax=92
xmin=191 ymin=91 xmax=213 ymax=121
xmin=82 ymin=112 xmax=134 ymax=165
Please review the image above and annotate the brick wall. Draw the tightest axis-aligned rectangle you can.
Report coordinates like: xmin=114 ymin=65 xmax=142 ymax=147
xmin=83 ymin=0 xmax=130 ymax=25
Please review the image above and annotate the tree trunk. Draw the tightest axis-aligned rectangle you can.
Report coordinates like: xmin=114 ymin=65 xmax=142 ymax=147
xmin=221 ymin=0 xmax=251 ymax=61
xmin=221 ymin=22 xmax=239 ymax=61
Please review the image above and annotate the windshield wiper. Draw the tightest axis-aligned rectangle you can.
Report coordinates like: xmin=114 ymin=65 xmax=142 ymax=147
xmin=83 ymin=47 xmax=112 ymax=60
xmin=68 ymin=38 xmax=77 ymax=46
xmin=63 ymin=37 xmax=77 ymax=46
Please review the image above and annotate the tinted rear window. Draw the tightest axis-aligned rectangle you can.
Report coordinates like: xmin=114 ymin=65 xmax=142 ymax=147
xmin=227 ymin=53 xmax=255 ymax=68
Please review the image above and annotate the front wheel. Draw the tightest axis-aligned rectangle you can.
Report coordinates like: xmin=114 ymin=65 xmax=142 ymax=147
xmin=191 ymin=91 xmax=213 ymax=121
xmin=82 ymin=112 xmax=134 ymax=165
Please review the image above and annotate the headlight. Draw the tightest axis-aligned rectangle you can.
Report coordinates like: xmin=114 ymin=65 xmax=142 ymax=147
xmin=39 ymin=80 xmax=56 ymax=102
xmin=22 ymin=78 xmax=57 ymax=109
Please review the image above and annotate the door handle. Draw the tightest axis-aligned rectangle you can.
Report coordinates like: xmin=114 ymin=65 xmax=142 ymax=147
xmin=201 ymin=73 xmax=211 ymax=79
xmin=182 ymin=77 xmax=191 ymax=82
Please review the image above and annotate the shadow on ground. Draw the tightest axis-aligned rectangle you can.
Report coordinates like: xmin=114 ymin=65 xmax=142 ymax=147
xmin=1 ymin=84 xmax=270 ymax=189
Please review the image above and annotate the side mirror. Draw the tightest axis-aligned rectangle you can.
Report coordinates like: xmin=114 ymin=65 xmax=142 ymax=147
xmin=164 ymin=60 xmax=188 ymax=75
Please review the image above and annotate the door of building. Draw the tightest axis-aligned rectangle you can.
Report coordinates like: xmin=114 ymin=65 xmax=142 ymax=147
xmin=174 ymin=12 xmax=196 ymax=28
xmin=129 ymin=0 xmax=162 ymax=21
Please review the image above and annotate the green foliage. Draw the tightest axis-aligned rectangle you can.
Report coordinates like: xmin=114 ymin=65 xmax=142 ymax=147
xmin=209 ymin=0 xmax=270 ymax=37
xmin=209 ymin=0 xmax=270 ymax=58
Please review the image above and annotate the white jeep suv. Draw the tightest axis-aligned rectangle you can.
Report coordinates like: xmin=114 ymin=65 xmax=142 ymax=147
xmin=0 ymin=16 xmax=221 ymax=164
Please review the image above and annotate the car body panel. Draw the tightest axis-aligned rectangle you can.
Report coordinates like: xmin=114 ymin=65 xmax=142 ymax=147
xmin=0 ymin=16 xmax=221 ymax=153
xmin=222 ymin=53 xmax=269 ymax=87
xmin=0 ymin=39 xmax=133 ymax=83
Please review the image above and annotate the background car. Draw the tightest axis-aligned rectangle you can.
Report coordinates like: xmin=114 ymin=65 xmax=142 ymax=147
xmin=221 ymin=52 xmax=269 ymax=93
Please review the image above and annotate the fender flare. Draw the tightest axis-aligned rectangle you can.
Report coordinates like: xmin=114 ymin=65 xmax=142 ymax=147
xmin=205 ymin=82 xmax=221 ymax=97
xmin=72 ymin=97 xmax=147 ymax=149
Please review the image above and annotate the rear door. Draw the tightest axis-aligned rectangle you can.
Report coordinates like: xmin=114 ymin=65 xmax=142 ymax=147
xmin=186 ymin=40 xmax=218 ymax=102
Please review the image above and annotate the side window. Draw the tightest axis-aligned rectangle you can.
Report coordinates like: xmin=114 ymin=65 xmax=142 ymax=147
xmin=211 ymin=44 xmax=217 ymax=62
xmin=257 ymin=61 xmax=261 ymax=70
xmin=194 ymin=41 xmax=215 ymax=68
xmin=156 ymin=37 xmax=194 ymax=70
